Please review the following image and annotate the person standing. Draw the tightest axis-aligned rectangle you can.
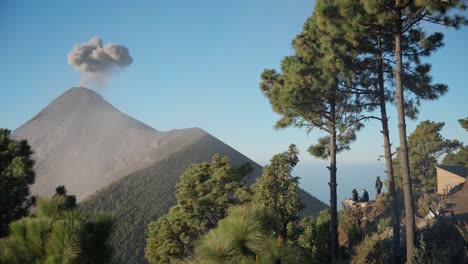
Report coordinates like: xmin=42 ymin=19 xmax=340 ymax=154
xmin=375 ymin=176 xmax=383 ymax=199
xmin=352 ymin=189 xmax=358 ymax=203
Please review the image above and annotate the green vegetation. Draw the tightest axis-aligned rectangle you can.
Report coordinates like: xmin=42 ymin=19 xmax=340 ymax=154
xmin=393 ymin=121 xmax=460 ymax=192
xmin=260 ymin=0 xmax=467 ymax=261
xmin=443 ymin=118 xmax=468 ymax=167
xmin=81 ymin=146 xmax=203 ymax=264
xmin=458 ymin=117 xmax=468 ymax=131
xmin=0 ymin=128 xmax=35 ymax=237
xmin=3 ymin=1 xmax=467 ymax=263
xmin=145 ymin=147 xmax=330 ymax=264
xmin=81 ymin=136 xmax=327 ymax=264
xmin=260 ymin=0 xmax=369 ymax=256
xmin=193 ymin=204 xmax=296 ymax=264
xmin=145 ymin=154 xmax=251 ymax=263
xmin=294 ymin=210 xmax=331 ymax=263
xmin=0 ymin=191 xmax=113 ymax=264
xmin=254 ymin=144 xmax=303 ymax=239
xmin=443 ymin=146 xmax=468 ymax=167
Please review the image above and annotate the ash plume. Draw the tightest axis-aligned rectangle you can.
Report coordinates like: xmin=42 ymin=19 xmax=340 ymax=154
xmin=68 ymin=36 xmax=133 ymax=86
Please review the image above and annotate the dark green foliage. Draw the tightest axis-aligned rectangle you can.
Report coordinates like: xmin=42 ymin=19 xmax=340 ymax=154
xmin=81 ymin=136 xmax=327 ymax=264
xmin=0 ymin=195 xmax=113 ymax=264
xmin=175 ymin=154 xmax=251 ymax=226
xmin=254 ymin=144 xmax=303 ymax=239
xmin=361 ymin=2 xmax=467 ymax=261
xmin=413 ymin=221 xmax=466 ymax=264
xmin=339 ymin=207 xmax=364 ymax=248
xmin=260 ymin=1 xmax=370 ymax=257
xmin=194 ymin=204 xmax=305 ymax=264
xmin=294 ymin=210 xmax=331 ymax=263
xmin=442 ymin=145 xmax=468 ymax=167
xmin=82 ymin=214 xmax=114 ymax=264
xmin=145 ymin=205 xmax=201 ymax=263
xmin=351 ymin=218 xmax=393 ymax=264
xmin=53 ymin=185 xmax=77 ymax=210
xmin=145 ymin=154 xmax=251 ymax=264
xmin=443 ymin=117 xmax=468 ymax=166
xmin=0 ymin=128 xmax=35 ymax=237
xmin=81 ymin=149 xmax=195 ymax=264
xmin=459 ymin=117 xmax=468 ymax=131
xmin=393 ymin=121 xmax=460 ymax=191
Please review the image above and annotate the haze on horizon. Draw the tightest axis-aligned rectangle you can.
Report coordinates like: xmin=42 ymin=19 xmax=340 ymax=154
xmin=1 ymin=0 xmax=467 ymax=168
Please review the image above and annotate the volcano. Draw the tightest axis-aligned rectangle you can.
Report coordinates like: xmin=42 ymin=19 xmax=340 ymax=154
xmin=12 ymin=87 xmax=328 ymax=263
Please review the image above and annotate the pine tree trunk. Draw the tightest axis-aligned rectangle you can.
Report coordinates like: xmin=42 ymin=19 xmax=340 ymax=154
xmin=377 ymin=32 xmax=401 ymax=264
xmin=395 ymin=3 xmax=415 ymax=262
xmin=329 ymin=103 xmax=339 ymax=260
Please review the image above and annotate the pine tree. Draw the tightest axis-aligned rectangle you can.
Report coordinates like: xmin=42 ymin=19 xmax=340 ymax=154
xmin=260 ymin=1 xmax=370 ymax=258
xmin=194 ymin=204 xmax=303 ymax=264
xmin=254 ymin=144 xmax=303 ymax=240
xmin=0 ymin=194 xmax=113 ymax=263
xmin=361 ymin=1 xmax=467 ymax=261
xmin=0 ymin=128 xmax=35 ymax=237
xmin=145 ymin=154 xmax=251 ymax=264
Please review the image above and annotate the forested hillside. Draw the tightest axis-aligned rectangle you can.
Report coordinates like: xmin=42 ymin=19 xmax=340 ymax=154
xmin=81 ymin=133 xmax=328 ymax=263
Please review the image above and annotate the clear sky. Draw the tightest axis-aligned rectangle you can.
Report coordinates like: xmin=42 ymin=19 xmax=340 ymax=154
xmin=1 ymin=0 xmax=467 ymax=167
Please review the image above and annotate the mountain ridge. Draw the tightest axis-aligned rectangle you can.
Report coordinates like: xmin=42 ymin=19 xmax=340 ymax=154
xmin=12 ymin=86 xmax=328 ymax=263
xmin=12 ymin=87 xmax=209 ymax=200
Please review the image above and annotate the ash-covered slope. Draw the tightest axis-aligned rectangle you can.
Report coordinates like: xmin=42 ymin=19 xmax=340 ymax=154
xmin=12 ymin=87 xmax=208 ymax=200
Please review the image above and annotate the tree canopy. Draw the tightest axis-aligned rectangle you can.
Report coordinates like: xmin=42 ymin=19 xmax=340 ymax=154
xmin=145 ymin=154 xmax=251 ymax=264
xmin=0 ymin=193 xmax=113 ymax=264
xmin=393 ymin=120 xmax=460 ymax=191
xmin=253 ymin=144 xmax=303 ymax=239
xmin=259 ymin=1 xmax=372 ymax=257
xmin=0 ymin=128 xmax=35 ymax=237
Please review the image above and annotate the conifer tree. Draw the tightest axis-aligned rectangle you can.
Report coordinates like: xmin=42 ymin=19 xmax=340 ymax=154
xmin=254 ymin=144 xmax=303 ymax=240
xmin=393 ymin=121 xmax=460 ymax=191
xmin=194 ymin=204 xmax=303 ymax=264
xmin=0 ymin=194 xmax=113 ymax=263
xmin=0 ymin=129 xmax=35 ymax=237
xmin=145 ymin=154 xmax=251 ymax=263
xmin=361 ymin=1 xmax=467 ymax=260
xmin=260 ymin=1 xmax=369 ymax=258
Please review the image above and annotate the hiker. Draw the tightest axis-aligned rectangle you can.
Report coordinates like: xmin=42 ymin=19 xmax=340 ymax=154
xmin=360 ymin=189 xmax=369 ymax=202
xmin=352 ymin=188 xmax=359 ymax=203
xmin=375 ymin=176 xmax=383 ymax=198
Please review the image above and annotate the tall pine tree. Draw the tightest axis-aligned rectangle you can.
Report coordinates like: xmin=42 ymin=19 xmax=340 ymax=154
xmin=260 ymin=1 xmax=369 ymax=258
xmin=362 ymin=1 xmax=467 ymax=261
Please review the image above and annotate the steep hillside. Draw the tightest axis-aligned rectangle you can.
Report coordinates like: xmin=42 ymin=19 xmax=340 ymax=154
xmin=12 ymin=86 xmax=328 ymax=263
xmin=81 ymin=133 xmax=328 ymax=264
xmin=11 ymin=87 xmax=208 ymax=200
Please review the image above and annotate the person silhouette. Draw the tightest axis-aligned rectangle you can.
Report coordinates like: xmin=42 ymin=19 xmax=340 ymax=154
xmin=360 ymin=189 xmax=369 ymax=202
xmin=352 ymin=188 xmax=359 ymax=203
xmin=375 ymin=176 xmax=383 ymax=198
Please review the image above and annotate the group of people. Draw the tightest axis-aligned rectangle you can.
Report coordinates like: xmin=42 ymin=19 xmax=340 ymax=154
xmin=351 ymin=176 xmax=383 ymax=203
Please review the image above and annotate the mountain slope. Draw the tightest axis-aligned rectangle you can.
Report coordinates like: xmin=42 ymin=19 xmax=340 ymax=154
xmin=81 ymin=132 xmax=328 ymax=264
xmin=11 ymin=87 xmax=208 ymax=200
xmin=12 ymin=87 xmax=328 ymax=264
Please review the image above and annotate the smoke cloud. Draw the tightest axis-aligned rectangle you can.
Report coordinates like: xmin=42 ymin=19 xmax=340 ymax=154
xmin=68 ymin=36 xmax=133 ymax=86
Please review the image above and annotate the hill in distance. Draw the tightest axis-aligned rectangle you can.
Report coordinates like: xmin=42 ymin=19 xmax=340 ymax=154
xmin=12 ymin=87 xmax=328 ymax=263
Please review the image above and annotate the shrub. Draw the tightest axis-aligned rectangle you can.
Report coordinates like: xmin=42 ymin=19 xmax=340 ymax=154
xmin=413 ymin=220 xmax=466 ymax=264
xmin=351 ymin=218 xmax=392 ymax=264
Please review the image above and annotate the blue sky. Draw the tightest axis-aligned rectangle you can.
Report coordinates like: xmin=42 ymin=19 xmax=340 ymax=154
xmin=1 ymin=0 xmax=467 ymax=167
